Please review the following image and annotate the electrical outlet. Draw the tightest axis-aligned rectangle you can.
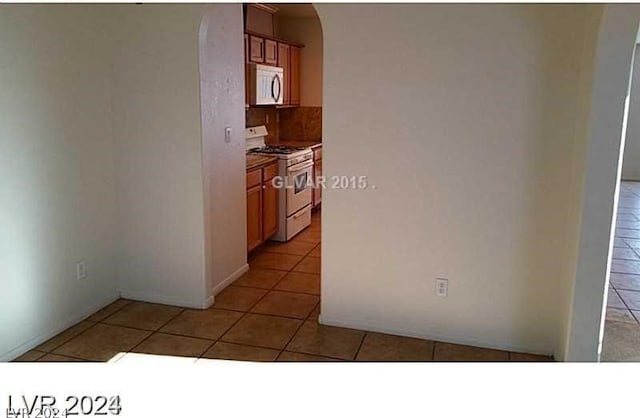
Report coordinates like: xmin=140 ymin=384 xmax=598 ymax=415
xmin=435 ymin=278 xmax=448 ymax=297
xmin=76 ymin=261 xmax=86 ymax=280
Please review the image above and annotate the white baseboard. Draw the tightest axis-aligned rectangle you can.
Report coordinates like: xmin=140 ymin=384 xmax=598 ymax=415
xmin=1 ymin=293 xmax=120 ymax=362
xmin=319 ymin=314 xmax=554 ymax=358
xmin=211 ymin=263 xmax=249 ymax=296
xmin=119 ymin=289 xmax=211 ymax=309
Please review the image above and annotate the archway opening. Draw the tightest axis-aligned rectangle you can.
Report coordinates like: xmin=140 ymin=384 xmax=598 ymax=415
xmin=199 ymin=3 xmax=324 ymax=320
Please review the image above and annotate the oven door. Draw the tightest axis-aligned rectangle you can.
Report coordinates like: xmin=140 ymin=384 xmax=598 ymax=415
xmin=286 ymin=159 xmax=313 ymax=216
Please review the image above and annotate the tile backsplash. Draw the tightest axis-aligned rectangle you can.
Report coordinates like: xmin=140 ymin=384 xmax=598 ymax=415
xmin=246 ymin=106 xmax=322 ymax=144
xmin=278 ymin=107 xmax=322 ymax=142
xmin=246 ymin=107 xmax=279 ymax=143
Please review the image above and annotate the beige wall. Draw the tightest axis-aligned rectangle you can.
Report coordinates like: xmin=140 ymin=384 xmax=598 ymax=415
xmin=0 ymin=5 xmax=119 ymax=360
xmin=111 ymin=4 xmax=208 ymax=307
xmin=316 ymin=4 xmax=600 ymax=356
xmin=276 ymin=16 xmax=323 ymax=107
xmin=623 ymin=44 xmax=640 ymax=181
xmin=200 ymin=4 xmax=249 ymax=297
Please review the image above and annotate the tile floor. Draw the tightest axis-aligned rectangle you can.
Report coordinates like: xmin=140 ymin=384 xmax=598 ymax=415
xmin=14 ymin=210 xmax=552 ymax=362
xmin=602 ymin=181 xmax=640 ymax=361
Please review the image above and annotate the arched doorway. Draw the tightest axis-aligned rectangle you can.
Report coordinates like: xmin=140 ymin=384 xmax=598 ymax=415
xmin=199 ymin=3 xmax=324 ymax=310
xmin=566 ymin=4 xmax=640 ymax=361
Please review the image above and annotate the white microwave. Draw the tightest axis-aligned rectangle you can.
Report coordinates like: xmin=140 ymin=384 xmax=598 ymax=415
xmin=249 ymin=64 xmax=284 ymax=106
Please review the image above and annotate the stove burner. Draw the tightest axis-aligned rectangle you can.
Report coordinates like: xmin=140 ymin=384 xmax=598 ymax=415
xmin=249 ymin=145 xmax=307 ymax=155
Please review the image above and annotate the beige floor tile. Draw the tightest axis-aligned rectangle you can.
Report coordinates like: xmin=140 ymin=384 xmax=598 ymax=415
xmin=13 ymin=350 xmax=46 ymax=362
xmin=213 ymin=286 xmax=268 ymax=312
xmin=612 ymin=247 xmax=640 ymax=261
xmin=292 ymin=229 xmax=320 ymax=244
xmin=618 ymin=290 xmax=640 ymax=310
xmin=53 ymin=323 xmax=151 ymax=361
xmin=201 ymin=341 xmax=279 ymax=362
xmin=611 ymin=259 xmax=640 ymax=275
xmin=624 ymin=238 xmax=640 ymax=250
xmin=292 ymin=257 xmax=321 ymax=274
xmin=86 ymin=299 xmax=133 ymax=322
xmin=132 ymin=333 xmax=212 ymax=358
xmin=601 ymin=320 xmax=640 ymax=361
xmin=160 ymin=308 xmax=243 ymax=340
xmin=614 ymin=237 xmax=629 ymax=248
xmin=222 ymin=313 xmax=302 ymax=350
xmin=251 ymin=291 xmax=319 ymax=319
xmin=233 ymin=269 xmax=287 ymax=289
xmin=37 ymin=354 xmax=83 ymax=362
xmin=356 ymin=332 xmax=434 ymax=361
xmin=616 ymin=214 xmax=639 ymax=222
xmin=616 ymin=228 xmax=640 ymax=239
xmin=509 ymin=352 xmax=553 ymax=362
xmin=617 ymin=220 xmax=640 ymax=230
xmin=103 ymin=302 xmax=183 ymax=331
xmin=433 ymin=342 xmax=509 ymax=361
xmin=610 ymin=273 xmax=640 ymax=291
xmin=606 ymin=307 xmax=637 ymax=324
xmin=607 ymin=290 xmax=626 ymax=309
xmin=286 ymin=321 xmax=364 ymax=360
xmin=264 ymin=240 xmax=317 ymax=256
xmin=277 ymin=351 xmax=339 ymax=361
xmin=308 ymin=244 xmax=321 ymax=258
xmin=249 ymin=252 xmax=303 ymax=271
xmin=275 ymin=272 xmax=320 ymax=295
xmin=36 ymin=321 xmax=95 ymax=352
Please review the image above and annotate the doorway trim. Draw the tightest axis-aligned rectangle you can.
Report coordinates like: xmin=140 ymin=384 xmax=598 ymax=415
xmin=565 ymin=4 xmax=640 ymax=361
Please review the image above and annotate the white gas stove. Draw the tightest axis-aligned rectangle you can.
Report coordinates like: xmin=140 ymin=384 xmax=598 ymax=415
xmin=246 ymin=126 xmax=314 ymax=242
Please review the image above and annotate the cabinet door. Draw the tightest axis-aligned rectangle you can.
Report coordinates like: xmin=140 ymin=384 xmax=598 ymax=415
xmin=244 ymin=34 xmax=249 ymax=63
xmin=262 ymin=179 xmax=278 ymax=239
xmin=313 ymin=158 xmax=322 ymax=207
xmin=290 ymin=46 xmax=301 ymax=105
xmin=277 ymin=43 xmax=290 ymax=105
xmin=247 ymin=185 xmax=263 ymax=251
xmin=249 ymin=35 xmax=265 ymax=63
xmin=265 ymin=39 xmax=278 ymax=65
xmin=244 ymin=35 xmax=250 ymax=107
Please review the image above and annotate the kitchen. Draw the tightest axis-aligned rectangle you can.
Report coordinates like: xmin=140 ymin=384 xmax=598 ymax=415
xmin=243 ymin=3 xmax=322 ymax=254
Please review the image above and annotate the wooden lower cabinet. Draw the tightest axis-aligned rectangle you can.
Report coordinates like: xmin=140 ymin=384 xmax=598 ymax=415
xmin=246 ymin=184 xmax=263 ymax=252
xmin=262 ymin=179 xmax=278 ymax=238
xmin=247 ymin=161 xmax=279 ymax=252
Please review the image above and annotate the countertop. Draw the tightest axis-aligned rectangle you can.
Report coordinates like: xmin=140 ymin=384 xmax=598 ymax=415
xmin=268 ymin=140 xmax=322 ymax=150
xmin=246 ymin=154 xmax=278 ymax=171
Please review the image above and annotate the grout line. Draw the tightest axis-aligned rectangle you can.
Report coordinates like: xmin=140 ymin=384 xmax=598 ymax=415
xmin=127 ymin=308 xmax=186 ymax=354
xmin=352 ymin=332 xmax=367 ymax=361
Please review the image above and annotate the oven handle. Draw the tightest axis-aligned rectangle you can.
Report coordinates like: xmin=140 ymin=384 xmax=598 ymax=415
xmin=287 ymin=160 xmax=314 ymax=173
xmin=292 ymin=207 xmax=310 ymax=219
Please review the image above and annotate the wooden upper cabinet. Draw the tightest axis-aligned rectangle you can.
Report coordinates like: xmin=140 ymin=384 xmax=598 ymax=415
xmin=277 ymin=43 xmax=290 ymax=105
xmin=249 ymin=35 xmax=265 ymax=63
xmin=264 ymin=39 xmax=278 ymax=65
xmin=290 ymin=46 xmax=301 ymax=105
